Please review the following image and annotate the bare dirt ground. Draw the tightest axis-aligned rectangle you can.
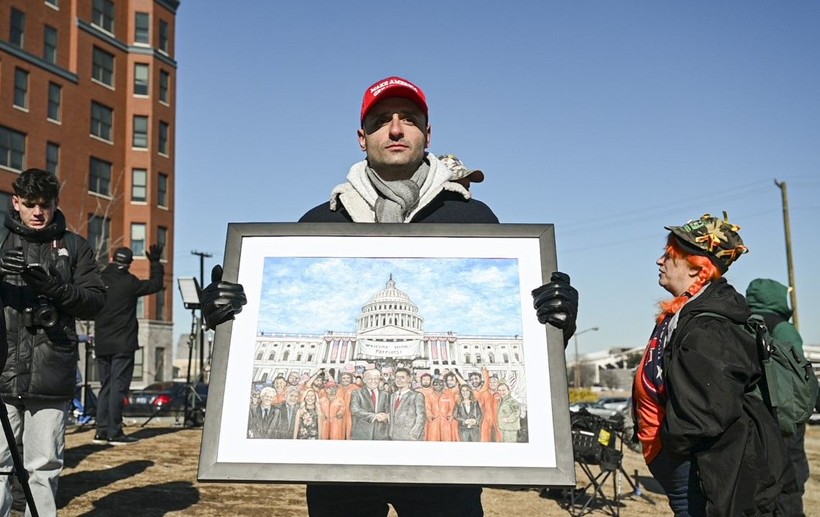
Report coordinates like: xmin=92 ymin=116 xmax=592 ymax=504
xmin=53 ymin=423 xmax=820 ymax=516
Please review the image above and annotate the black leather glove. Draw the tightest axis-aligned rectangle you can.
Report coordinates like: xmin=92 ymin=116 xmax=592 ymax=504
xmin=145 ymin=243 xmax=163 ymax=262
xmin=201 ymin=264 xmax=247 ymax=329
xmin=0 ymin=248 xmax=26 ymax=275
xmin=532 ymin=272 xmax=578 ymax=347
xmin=22 ymin=264 xmax=63 ymax=297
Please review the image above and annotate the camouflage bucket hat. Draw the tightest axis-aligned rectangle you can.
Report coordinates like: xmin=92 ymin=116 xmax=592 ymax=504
xmin=665 ymin=211 xmax=749 ymax=273
xmin=437 ymin=154 xmax=484 ymax=183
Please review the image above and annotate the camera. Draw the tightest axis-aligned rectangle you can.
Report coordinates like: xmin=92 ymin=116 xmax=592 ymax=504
xmin=22 ymin=297 xmax=59 ymax=328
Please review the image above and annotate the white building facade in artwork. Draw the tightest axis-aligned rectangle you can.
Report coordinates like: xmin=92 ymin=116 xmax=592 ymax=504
xmin=251 ymin=276 xmax=527 ymax=394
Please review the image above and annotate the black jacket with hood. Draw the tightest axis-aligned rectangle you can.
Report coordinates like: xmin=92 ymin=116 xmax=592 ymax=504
xmin=0 ymin=210 xmax=105 ymax=400
xmin=661 ymin=278 xmax=795 ymax=516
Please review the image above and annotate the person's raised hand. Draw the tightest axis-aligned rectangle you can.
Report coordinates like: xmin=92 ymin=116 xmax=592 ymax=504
xmin=201 ymin=264 xmax=247 ymax=329
xmin=145 ymin=243 xmax=164 ymax=262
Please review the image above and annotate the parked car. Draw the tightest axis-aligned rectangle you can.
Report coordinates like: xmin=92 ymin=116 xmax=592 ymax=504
xmin=569 ymin=401 xmax=622 ymax=420
xmin=598 ymin=396 xmax=631 ymax=413
xmin=809 ymin=410 xmax=820 ymax=425
xmin=123 ymin=381 xmax=208 ymax=424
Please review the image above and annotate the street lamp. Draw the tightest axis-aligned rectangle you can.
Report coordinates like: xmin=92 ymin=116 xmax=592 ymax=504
xmin=573 ymin=326 xmax=599 ymax=388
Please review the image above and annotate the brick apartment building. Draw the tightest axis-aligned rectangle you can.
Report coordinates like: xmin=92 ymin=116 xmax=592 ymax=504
xmin=0 ymin=0 xmax=180 ymax=388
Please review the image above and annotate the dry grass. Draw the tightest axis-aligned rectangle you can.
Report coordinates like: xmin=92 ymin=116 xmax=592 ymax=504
xmin=53 ymin=423 xmax=820 ymax=516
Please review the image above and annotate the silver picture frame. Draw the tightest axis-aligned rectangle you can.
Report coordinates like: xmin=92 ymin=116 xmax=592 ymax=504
xmin=198 ymin=222 xmax=574 ymax=488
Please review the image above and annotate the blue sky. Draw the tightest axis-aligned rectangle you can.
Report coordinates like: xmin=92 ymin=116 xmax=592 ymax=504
xmin=256 ymin=257 xmax=522 ymax=336
xmin=172 ymin=1 xmax=820 ymax=356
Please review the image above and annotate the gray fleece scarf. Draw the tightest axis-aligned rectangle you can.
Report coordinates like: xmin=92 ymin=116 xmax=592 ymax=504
xmin=365 ymin=161 xmax=430 ymax=222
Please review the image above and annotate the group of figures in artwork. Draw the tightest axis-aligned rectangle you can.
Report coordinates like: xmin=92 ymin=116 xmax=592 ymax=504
xmin=246 ymin=365 xmax=528 ymax=443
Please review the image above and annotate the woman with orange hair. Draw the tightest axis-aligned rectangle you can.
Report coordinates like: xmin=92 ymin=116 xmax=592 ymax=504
xmin=633 ymin=213 xmax=794 ymax=516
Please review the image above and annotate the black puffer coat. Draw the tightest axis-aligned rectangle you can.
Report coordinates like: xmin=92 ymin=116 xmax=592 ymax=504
xmin=0 ymin=210 xmax=105 ymax=400
xmin=661 ymin=278 xmax=795 ymax=516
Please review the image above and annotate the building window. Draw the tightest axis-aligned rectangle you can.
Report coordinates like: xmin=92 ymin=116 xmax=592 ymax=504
xmin=136 ymin=297 xmax=145 ymax=319
xmin=44 ymin=25 xmax=58 ymax=64
xmin=159 ymin=20 xmax=169 ymax=53
xmin=134 ymin=349 xmax=143 ymax=379
xmin=159 ymin=70 xmax=169 ymax=103
xmin=154 ymin=347 xmax=165 ymax=382
xmin=92 ymin=47 xmax=114 ymax=87
xmin=10 ymin=8 xmax=25 ymax=48
xmin=89 ymin=157 xmax=112 ymax=195
xmin=92 ymin=0 xmax=115 ymax=34
xmin=0 ymin=126 xmax=26 ymax=171
xmin=0 ymin=193 xmax=10 ymax=226
xmin=157 ymin=173 xmax=168 ymax=207
xmin=158 ymin=121 xmax=169 ymax=155
xmin=131 ymin=223 xmax=146 ymax=256
xmin=46 ymin=142 xmax=59 ymax=176
xmin=156 ymin=291 xmax=166 ymax=321
xmin=134 ymin=63 xmax=149 ymax=96
xmin=14 ymin=69 xmax=29 ymax=109
xmin=135 ymin=12 xmax=150 ymax=44
xmin=157 ymin=226 xmax=167 ymax=260
xmin=48 ymin=83 xmax=61 ymax=122
xmin=46 ymin=0 xmax=59 ymax=7
xmin=132 ymin=169 xmax=147 ymax=202
xmin=91 ymin=102 xmax=113 ymax=141
xmin=88 ymin=214 xmax=110 ymax=261
xmin=133 ymin=116 xmax=148 ymax=148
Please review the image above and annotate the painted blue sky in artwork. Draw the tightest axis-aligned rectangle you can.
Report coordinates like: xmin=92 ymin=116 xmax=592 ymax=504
xmin=256 ymin=257 xmax=523 ymax=337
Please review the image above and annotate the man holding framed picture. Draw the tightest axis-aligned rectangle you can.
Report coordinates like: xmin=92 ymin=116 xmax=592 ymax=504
xmin=201 ymin=76 xmax=579 ymax=516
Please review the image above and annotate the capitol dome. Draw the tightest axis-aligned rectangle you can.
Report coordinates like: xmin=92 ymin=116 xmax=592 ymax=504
xmin=355 ymin=275 xmax=424 ymax=359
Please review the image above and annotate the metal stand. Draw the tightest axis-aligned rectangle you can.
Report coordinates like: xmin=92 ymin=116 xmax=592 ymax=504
xmin=0 ymin=401 xmax=39 ymax=517
xmin=179 ymin=310 xmax=204 ymax=428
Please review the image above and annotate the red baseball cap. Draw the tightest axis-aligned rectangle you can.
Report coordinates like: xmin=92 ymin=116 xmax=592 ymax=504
xmin=360 ymin=76 xmax=428 ymax=124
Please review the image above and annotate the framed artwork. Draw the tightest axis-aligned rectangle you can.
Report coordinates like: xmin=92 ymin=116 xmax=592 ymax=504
xmin=198 ymin=223 xmax=574 ymax=487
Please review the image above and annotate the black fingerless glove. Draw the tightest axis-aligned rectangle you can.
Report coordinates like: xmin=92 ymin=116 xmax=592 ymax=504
xmin=532 ymin=271 xmax=578 ymax=347
xmin=201 ymin=264 xmax=248 ymax=329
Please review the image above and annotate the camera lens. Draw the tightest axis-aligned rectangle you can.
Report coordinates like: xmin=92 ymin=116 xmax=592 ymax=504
xmin=35 ymin=305 xmax=58 ymax=328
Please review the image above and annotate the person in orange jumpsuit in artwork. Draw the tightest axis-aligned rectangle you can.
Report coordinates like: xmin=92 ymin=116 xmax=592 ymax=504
xmin=415 ymin=373 xmax=438 ymax=441
xmin=438 ymin=374 xmax=460 ymax=441
xmin=325 ymin=385 xmax=347 ymax=440
xmin=336 ymin=371 xmax=360 ymax=439
xmin=471 ymin=368 xmax=501 ymax=442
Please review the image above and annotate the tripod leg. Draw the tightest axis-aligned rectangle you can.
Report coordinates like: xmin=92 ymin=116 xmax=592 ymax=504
xmin=0 ymin=403 xmax=39 ymax=517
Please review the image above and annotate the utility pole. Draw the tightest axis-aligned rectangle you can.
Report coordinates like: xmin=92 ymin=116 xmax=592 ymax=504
xmin=774 ymin=180 xmax=799 ymax=331
xmin=572 ymin=327 xmax=599 ymax=388
xmin=191 ymin=250 xmax=212 ymax=381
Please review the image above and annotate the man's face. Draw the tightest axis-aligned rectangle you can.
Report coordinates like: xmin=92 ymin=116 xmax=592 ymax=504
xmin=340 ymin=373 xmax=352 ymax=386
xmin=313 ymin=377 xmax=324 ymax=389
xmin=394 ymin=371 xmax=410 ymax=390
xmin=445 ymin=375 xmax=457 ymax=388
xmin=364 ymin=370 xmax=381 ymax=390
xmin=12 ymin=196 xmax=57 ymax=230
xmin=287 ymin=373 xmax=299 ymax=386
xmin=286 ymin=390 xmax=299 ymax=405
xmin=260 ymin=392 xmax=274 ymax=408
xmin=274 ymin=378 xmax=286 ymax=391
xmin=420 ymin=376 xmax=432 ymax=388
xmin=358 ymin=97 xmax=431 ymax=181
xmin=469 ymin=374 xmax=482 ymax=389
xmin=432 ymin=380 xmax=443 ymax=393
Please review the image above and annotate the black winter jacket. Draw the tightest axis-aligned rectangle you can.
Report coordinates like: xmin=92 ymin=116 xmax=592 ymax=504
xmin=93 ymin=260 xmax=164 ymax=356
xmin=0 ymin=210 xmax=105 ymax=400
xmin=661 ymin=278 xmax=795 ymax=516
